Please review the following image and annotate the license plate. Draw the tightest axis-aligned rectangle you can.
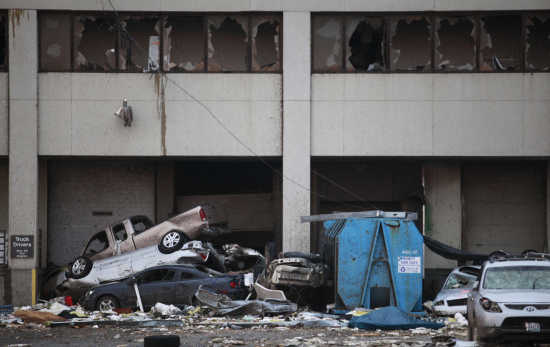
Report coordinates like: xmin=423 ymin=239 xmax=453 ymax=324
xmin=525 ymin=322 xmax=541 ymax=332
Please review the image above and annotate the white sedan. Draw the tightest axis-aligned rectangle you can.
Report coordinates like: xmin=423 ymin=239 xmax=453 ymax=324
xmin=58 ymin=240 xmax=210 ymax=292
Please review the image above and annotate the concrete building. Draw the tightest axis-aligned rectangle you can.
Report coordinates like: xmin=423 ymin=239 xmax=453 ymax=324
xmin=0 ymin=1 xmax=549 ymax=305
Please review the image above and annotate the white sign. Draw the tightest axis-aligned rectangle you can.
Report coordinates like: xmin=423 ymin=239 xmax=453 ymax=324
xmin=398 ymin=256 xmax=421 ymax=274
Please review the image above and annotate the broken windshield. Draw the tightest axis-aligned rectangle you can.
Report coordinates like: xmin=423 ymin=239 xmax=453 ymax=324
xmin=83 ymin=231 xmax=109 ymax=257
xmin=483 ymin=266 xmax=550 ymax=290
xmin=443 ymin=273 xmax=476 ymax=289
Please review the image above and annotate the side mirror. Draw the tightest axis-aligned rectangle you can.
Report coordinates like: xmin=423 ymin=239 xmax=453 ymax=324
xmin=128 ymin=276 xmax=137 ymax=285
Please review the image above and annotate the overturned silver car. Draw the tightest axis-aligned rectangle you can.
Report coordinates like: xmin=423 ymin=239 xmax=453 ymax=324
xmin=432 ymin=265 xmax=480 ymax=316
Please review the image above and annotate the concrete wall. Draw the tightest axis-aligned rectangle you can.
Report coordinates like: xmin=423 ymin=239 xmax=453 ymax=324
xmin=38 ymin=74 xmax=282 ymax=156
xmin=1 ymin=0 xmax=549 ymax=11
xmin=47 ymin=160 xmax=155 ymax=265
xmin=462 ymin=162 xmax=546 ymax=254
xmin=0 ymin=74 xmax=7 ymax=157
xmin=311 ymin=74 xmax=550 ymax=157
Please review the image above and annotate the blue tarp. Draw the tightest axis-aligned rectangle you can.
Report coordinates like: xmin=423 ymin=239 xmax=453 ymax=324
xmin=348 ymin=306 xmax=444 ymax=330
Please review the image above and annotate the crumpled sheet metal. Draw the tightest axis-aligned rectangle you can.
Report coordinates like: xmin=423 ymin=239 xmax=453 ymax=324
xmin=267 ymin=257 xmax=327 ymax=287
xmin=195 ymin=287 xmax=297 ymax=316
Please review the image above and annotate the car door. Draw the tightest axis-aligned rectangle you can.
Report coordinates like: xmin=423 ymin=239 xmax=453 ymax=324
xmin=176 ymin=268 xmax=210 ymax=305
xmin=112 ymin=222 xmax=135 ymax=255
xmin=135 ymin=268 xmax=177 ymax=308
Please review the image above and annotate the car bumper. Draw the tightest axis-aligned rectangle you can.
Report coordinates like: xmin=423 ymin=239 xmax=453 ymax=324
xmin=433 ymin=305 xmax=466 ymax=316
xmin=478 ymin=326 xmax=550 ymax=342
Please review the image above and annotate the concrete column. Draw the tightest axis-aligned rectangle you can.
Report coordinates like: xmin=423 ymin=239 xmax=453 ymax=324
xmin=423 ymin=162 xmax=462 ymax=269
xmin=547 ymin=161 xmax=550 ymax=253
xmin=8 ymin=10 xmax=38 ymax=306
xmin=282 ymin=11 xmax=311 ymax=253
xmin=155 ymin=162 xmax=175 ymax=223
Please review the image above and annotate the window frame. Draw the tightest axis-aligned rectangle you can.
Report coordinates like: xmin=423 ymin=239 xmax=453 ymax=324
xmin=0 ymin=11 xmax=8 ymax=72
xmin=38 ymin=10 xmax=283 ymax=74
xmin=311 ymin=10 xmax=550 ymax=74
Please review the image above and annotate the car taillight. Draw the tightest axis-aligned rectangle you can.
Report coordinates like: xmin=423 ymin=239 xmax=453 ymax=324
xmin=199 ymin=208 xmax=207 ymax=221
xmin=230 ymin=281 xmax=237 ymax=288
xmin=199 ymin=252 xmax=208 ymax=260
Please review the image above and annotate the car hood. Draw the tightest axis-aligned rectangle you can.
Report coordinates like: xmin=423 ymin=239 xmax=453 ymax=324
xmin=434 ymin=288 xmax=471 ymax=302
xmin=482 ymin=290 xmax=550 ymax=303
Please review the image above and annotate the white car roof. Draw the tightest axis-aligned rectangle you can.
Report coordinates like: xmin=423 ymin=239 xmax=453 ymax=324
xmin=485 ymin=260 xmax=550 ymax=268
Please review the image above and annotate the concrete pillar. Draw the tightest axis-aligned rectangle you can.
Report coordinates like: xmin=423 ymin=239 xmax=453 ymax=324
xmin=547 ymin=161 xmax=550 ymax=253
xmin=155 ymin=162 xmax=175 ymax=223
xmin=282 ymin=11 xmax=311 ymax=253
xmin=423 ymin=162 xmax=462 ymax=269
xmin=8 ymin=10 xmax=38 ymax=306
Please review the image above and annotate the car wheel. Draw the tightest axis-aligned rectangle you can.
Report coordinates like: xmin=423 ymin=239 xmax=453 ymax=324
xmin=158 ymin=230 xmax=186 ymax=254
xmin=68 ymin=256 xmax=93 ymax=279
xmin=96 ymin=295 xmax=119 ymax=312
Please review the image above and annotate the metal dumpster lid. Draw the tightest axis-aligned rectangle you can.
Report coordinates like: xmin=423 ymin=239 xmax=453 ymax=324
xmin=300 ymin=210 xmax=418 ymax=223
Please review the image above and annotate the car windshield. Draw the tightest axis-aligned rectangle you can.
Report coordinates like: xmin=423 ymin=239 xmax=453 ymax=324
xmin=83 ymin=231 xmax=109 ymax=256
xmin=444 ymin=273 xmax=476 ymax=289
xmin=483 ymin=266 xmax=550 ymax=289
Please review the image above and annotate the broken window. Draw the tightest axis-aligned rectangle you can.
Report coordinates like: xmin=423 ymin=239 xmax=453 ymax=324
xmin=435 ymin=16 xmax=476 ymax=71
xmin=119 ymin=15 xmax=161 ymax=72
xmin=138 ymin=269 xmax=176 ymax=283
xmin=83 ymin=231 xmax=109 ymax=257
xmin=252 ymin=15 xmax=281 ymax=72
xmin=73 ymin=15 xmax=117 ymax=72
xmin=480 ymin=15 xmax=521 ymax=71
xmin=345 ymin=16 xmax=385 ymax=72
xmin=164 ymin=15 xmax=205 ymax=72
xmin=312 ymin=15 xmax=343 ymax=72
xmin=208 ymin=15 xmax=249 ymax=72
xmin=390 ymin=16 xmax=432 ymax=71
xmin=39 ymin=13 xmax=71 ymax=71
xmin=525 ymin=14 xmax=550 ymax=71
xmin=0 ymin=14 xmax=6 ymax=70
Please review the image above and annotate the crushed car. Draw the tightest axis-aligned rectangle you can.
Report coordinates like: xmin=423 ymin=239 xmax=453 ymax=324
xmin=80 ymin=264 xmax=249 ymax=311
xmin=59 ymin=241 xmax=211 ymax=298
xmin=467 ymin=252 xmax=550 ymax=343
xmin=432 ymin=265 xmax=480 ymax=316
xmin=71 ymin=205 xmax=226 ymax=265
xmin=264 ymin=252 xmax=327 ymax=288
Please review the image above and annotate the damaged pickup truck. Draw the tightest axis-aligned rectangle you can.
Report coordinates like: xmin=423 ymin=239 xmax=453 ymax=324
xmin=67 ymin=206 xmax=226 ymax=279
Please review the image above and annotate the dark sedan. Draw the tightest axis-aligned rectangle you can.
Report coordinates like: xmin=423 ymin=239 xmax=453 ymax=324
xmin=79 ymin=264 xmax=248 ymax=311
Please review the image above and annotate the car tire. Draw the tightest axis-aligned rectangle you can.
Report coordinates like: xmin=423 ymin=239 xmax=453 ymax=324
xmin=144 ymin=335 xmax=180 ymax=347
xmin=68 ymin=256 xmax=93 ymax=279
xmin=96 ymin=295 xmax=119 ymax=312
xmin=158 ymin=230 xmax=186 ymax=254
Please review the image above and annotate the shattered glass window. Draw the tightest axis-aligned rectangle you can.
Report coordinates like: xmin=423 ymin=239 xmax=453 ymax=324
xmin=443 ymin=273 xmax=476 ymax=289
xmin=345 ymin=16 xmax=385 ymax=72
xmin=0 ymin=14 xmax=6 ymax=70
xmin=390 ymin=16 xmax=432 ymax=71
xmin=208 ymin=15 xmax=249 ymax=72
xmin=112 ymin=223 xmax=128 ymax=241
xmin=435 ymin=16 xmax=476 ymax=71
xmin=252 ymin=15 xmax=281 ymax=72
xmin=39 ymin=13 xmax=72 ymax=71
xmin=526 ymin=14 xmax=550 ymax=71
xmin=73 ymin=15 xmax=117 ymax=72
xmin=119 ymin=15 xmax=161 ymax=72
xmin=164 ymin=15 xmax=205 ymax=72
xmin=83 ymin=231 xmax=109 ymax=256
xmin=480 ymin=15 xmax=522 ymax=71
xmin=484 ymin=266 xmax=550 ymax=290
xmin=313 ymin=15 xmax=343 ymax=72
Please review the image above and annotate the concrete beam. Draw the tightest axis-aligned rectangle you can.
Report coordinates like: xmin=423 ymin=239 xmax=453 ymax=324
xmin=423 ymin=162 xmax=461 ymax=269
xmin=282 ymin=12 xmax=310 ymax=253
xmin=8 ymin=9 xmax=38 ymax=305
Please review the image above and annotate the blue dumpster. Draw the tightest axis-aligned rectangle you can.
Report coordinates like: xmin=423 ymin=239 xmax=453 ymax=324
xmin=317 ymin=211 xmax=423 ymax=312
